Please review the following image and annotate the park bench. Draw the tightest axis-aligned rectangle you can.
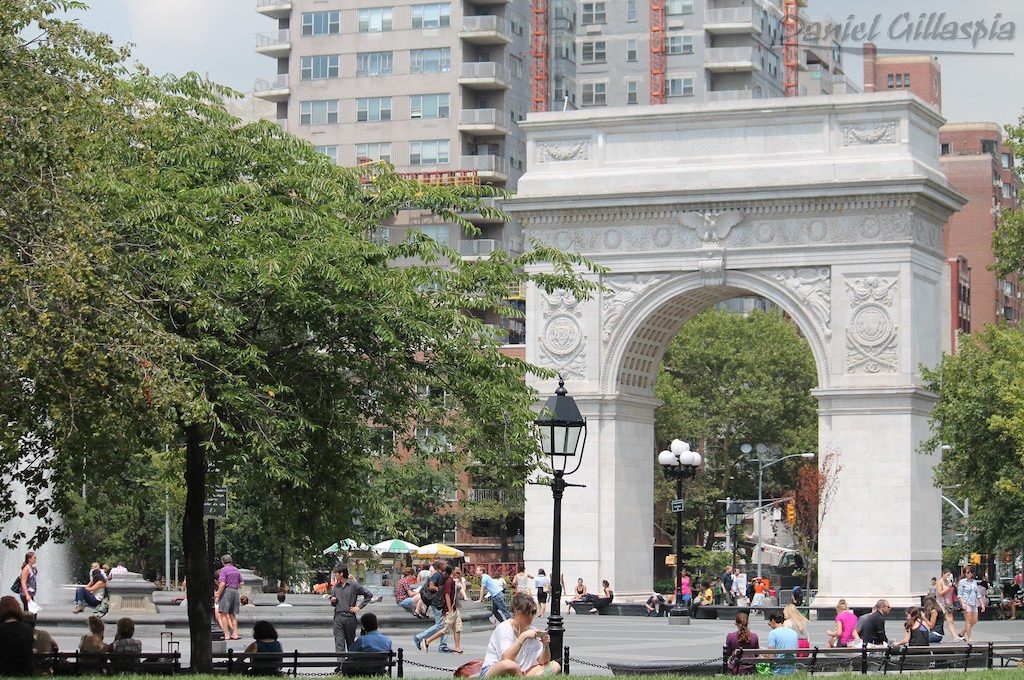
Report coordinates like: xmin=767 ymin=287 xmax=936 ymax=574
xmin=988 ymin=642 xmax=1024 ymax=668
xmin=211 ymin=649 xmax=402 ymax=677
xmin=886 ymin=643 xmax=988 ymax=674
xmin=729 ymin=645 xmax=888 ymax=675
xmin=34 ymin=650 xmax=182 ymax=675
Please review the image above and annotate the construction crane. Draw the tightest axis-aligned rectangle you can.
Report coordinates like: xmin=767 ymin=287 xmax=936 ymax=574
xmin=531 ymin=0 xmax=548 ymax=112
xmin=783 ymin=0 xmax=800 ymax=96
xmin=650 ymin=0 xmax=666 ymax=104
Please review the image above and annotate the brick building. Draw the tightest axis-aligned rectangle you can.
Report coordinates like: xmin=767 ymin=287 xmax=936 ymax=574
xmin=862 ymin=43 xmax=941 ymax=112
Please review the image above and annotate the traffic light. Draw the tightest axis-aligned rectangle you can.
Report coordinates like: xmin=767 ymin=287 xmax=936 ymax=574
xmin=786 ymin=500 xmax=796 ymax=525
xmin=970 ymin=552 xmax=982 ymax=565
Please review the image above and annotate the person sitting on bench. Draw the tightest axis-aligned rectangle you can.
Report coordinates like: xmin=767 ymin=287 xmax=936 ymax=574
xmin=586 ymin=581 xmax=614 ymax=615
xmin=644 ymin=592 xmax=666 ymax=617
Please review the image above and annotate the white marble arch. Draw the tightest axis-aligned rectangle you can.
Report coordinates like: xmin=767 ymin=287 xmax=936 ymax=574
xmin=505 ymin=92 xmax=966 ymax=606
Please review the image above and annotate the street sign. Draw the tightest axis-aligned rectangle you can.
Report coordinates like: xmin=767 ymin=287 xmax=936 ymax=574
xmin=203 ymin=487 xmax=228 ymax=519
xmin=670 ymin=499 xmax=685 ymax=513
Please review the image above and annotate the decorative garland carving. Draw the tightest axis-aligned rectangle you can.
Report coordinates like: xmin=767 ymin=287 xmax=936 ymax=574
xmin=845 ymin=276 xmax=899 ymax=374
xmin=841 ymin=122 xmax=898 ymax=146
xmin=537 ymin=139 xmax=591 ymax=163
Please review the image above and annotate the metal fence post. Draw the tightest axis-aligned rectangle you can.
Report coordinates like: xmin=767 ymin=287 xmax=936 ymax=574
xmin=563 ymin=645 xmax=570 ymax=674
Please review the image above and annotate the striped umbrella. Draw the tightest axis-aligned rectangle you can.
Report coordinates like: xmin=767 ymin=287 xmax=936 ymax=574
xmin=372 ymin=538 xmax=421 ymax=555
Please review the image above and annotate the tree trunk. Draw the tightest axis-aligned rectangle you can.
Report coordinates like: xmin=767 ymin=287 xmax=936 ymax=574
xmin=183 ymin=423 xmax=213 ymax=672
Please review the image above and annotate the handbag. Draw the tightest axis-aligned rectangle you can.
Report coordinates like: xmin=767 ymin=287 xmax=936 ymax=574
xmin=10 ymin=576 xmax=21 ymax=594
xmin=454 ymin=660 xmax=484 ymax=678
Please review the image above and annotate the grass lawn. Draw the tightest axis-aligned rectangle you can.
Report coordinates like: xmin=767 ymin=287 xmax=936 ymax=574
xmin=65 ymin=672 xmax=1024 ymax=679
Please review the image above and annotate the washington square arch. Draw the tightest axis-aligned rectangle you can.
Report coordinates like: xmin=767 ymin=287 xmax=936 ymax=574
xmin=509 ymin=92 xmax=966 ymax=607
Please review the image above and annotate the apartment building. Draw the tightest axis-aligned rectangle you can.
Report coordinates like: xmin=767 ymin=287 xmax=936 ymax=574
xmin=941 ymin=123 xmax=1021 ymax=329
xmin=862 ymin=42 xmax=942 ymax=111
xmin=568 ymin=0 xmax=851 ymax=108
xmin=255 ymin=0 xmax=531 ymax=343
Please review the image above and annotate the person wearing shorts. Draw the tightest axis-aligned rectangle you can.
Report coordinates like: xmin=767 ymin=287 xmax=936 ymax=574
xmin=937 ymin=570 xmax=961 ymax=640
xmin=958 ymin=567 xmax=984 ymax=642
xmin=480 ymin=592 xmax=559 ymax=677
xmin=534 ymin=570 xmax=549 ymax=617
xmin=215 ymin=554 xmax=242 ymax=640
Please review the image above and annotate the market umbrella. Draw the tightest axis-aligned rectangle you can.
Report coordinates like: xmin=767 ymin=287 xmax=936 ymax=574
xmin=372 ymin=539 xmax=421 ymax=555
xmin=414 ymin=543 xmax=465 ymax=558
xmin=322 ymin=541 xmax=341 ymax=556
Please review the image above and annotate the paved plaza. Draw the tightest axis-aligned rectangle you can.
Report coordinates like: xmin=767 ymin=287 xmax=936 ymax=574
xmin=40 ymin=614 xmax=1024 ymax=676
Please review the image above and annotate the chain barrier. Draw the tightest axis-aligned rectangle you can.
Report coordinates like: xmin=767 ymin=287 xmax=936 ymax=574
xmin=402 ymin=657 xmax=462 ymax=674
xmin=566 ymin=657 xmax=612 ymax=671
xmin=568 ymin=655 xmax=724 ymax=673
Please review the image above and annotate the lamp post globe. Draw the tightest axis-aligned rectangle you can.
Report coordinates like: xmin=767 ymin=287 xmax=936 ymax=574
xmin=533 ymin=376 xmax=586 ymax=672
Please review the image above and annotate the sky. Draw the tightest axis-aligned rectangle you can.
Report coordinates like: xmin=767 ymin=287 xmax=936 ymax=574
xmin=71 ymin=0 xmax=1023 ymax=126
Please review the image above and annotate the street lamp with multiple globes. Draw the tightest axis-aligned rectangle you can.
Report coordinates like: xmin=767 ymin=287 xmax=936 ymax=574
xmin=533 ymin=376 xmax=587 ymax=672
xmin=658 ymin=439 xmax=702 ymax=616
xmin=740 ymin=443 xmax=815 ymax=579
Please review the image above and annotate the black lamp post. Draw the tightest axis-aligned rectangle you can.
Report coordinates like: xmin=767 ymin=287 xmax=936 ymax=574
xmin=658 ymin=440 xmax=702 ymax=617
xmin=534 ymin=376 xmax=586 ymax=673
xmin=511 ymin=531 xmax=525 ymax=567
xmin=726 ymin=499 xmax=745 ymax=570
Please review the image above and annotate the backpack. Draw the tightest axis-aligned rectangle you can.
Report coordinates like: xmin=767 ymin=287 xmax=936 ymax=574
xmin=432 ymin=575 xmax=450 ymax=609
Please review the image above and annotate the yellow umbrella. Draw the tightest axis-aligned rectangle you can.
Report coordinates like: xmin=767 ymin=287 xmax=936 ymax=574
xmin=414 ymin=542 xmax=465 ymax=558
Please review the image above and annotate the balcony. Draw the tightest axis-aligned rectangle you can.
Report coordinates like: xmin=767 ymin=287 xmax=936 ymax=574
xmin=254 ymin=74 xmax=290 ymax=101
xmin=706 ymin=89 xmax=754 ymax=102
xmin=705 ymin=8 xmax=760 ymax=34
xmin=468 ymin=488 xmax=525 ymax=503
xmin=255 ymin=29 xmax=290 ymax=58
xmin=458 ymin=62 xmax=510 ymax=90
xmin=460 ymin=154 xmax=509 ymax=182
xmin=460 ymin=15 xmax=513 ymax=44
xmin=466 ymin=0 xmax=510 ymax=5
xmin=704 ymin=47 xmax=758 ymax=72
xmin=255 ymin=0 xmax=291 ymax=19
xmin=460 ymin=196 xmax=505 ymax=225
xmin=458 ymin=108 xmax=510 ymax=135
xmin=458 ymin=238 xmax=503 ymax=259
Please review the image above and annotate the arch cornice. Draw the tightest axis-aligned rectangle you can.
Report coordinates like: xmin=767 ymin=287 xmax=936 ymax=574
xmin=601 ymin=269 xmax=833 ymax=396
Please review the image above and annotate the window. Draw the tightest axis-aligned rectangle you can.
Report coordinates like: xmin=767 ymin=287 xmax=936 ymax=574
xmin=357 ymin=51 xmax=393 ymax=77
xmin=509 ymin=55 xmax=524 ymax=79
xmin=358 ymin=7 xmax=393 ymax=33
xmin=581 ymin=82 xmax=606 ymax=106
xmin=299 ymin=100 xmax=338 ymax=125
xmin=554 ymin=76 xmax=575 ymax=104
xmin=410 ymin=47 xmax=451 ymax=73
xmin=627 ymin=39 xmax=637 ymax=62
xmin=412 ymin=3 xmax=451 ymax=28
xmin=666 ymin=76 xmax=694 ymax=97
xmin=418 ymin=224 xmax=450 ymax=244
xmin=895 ymin=73 xmax=903 ymax=87
xmin=581 ymin=2 xmax=606 ymax=24
xmin=410 ymin=139 xmax=450 ymax=165
xmin=315 ymin=145 xmax=338 ymax=164
xmin=356 ymin=142 xmax=392 ymax=163
xmin=410 ymin=93 xmax=450 ymax=119
xmin=904 ymin=72 xmax=910 ymax=88
xmin=666 ymin=35 xmax=694 ymax=55
xmin=627 ymin=0 xmax=638 ymax=22
xmin=356 ymin=97 xmax=392 ymax=122
xmin=1003 ymin=152 xmax=1013 ymax=169
xmin=301 ymin=11 xmax=340 ymax=36
xmin=666 ymin=0 xmax=694 ymax=15
xmin=940 ymin=143 xmax=952 ymax=155
xmin=300 ymin=55 xmax=339 ymax=80
xmin=626 ymin=80 xmax=638 ymax=105
xmin=1003 ymin=183 xmax=1013 ymax=199
xmin=982 ymin=140 xmax=998 ymax=156
xmin=887 ymin=73 xmax=894 ymax=88
xmin=581 ymin=41 xmax=606 ymax=64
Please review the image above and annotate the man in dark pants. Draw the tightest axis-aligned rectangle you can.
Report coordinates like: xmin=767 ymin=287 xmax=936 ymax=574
xmin=856 ymin=599 xmax=891 ymax=645
xmin=413 ymin=560 xmax=451 ymax=652
xmin=330 ymin=567 xmax=375 ymax=659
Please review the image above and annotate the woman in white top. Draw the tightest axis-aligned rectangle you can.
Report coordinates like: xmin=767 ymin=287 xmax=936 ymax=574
xmin=534 ymin=569 xmax=550 ymax=617
xmin=481 ymin=592 xmax=559 ymax=677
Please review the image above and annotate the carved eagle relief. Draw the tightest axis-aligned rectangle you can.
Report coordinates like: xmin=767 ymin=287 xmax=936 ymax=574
xmin=679 ymin=210 xmax=745 ymax=246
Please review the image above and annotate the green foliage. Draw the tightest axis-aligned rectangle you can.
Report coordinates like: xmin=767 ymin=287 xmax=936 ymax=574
xmin=993 ymin=113 xmax=1024 ymax=279
xmin=922 ymin=325 xmax=1024 ymax=552
xmin=653 ymin=309 xmax=818 ymax=548
xmin=0 ymin=1 xmax=601 ymax=667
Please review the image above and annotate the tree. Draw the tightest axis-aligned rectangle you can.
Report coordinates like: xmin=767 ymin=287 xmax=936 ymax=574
xmin=1 ymin=3 xmax=600 ymax=670
xmin=654 ymin=308 xmax=819 ymax=550
xmin=790 ymin=451 xmax=841 ymax=590
xmin=922 ymin=325 xmax=1024 ymax=554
